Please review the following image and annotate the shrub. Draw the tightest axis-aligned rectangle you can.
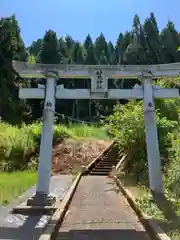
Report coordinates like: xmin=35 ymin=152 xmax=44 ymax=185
xmin=166 ymin=129 xmax=180 ymax=197
xmin=0 ymin=122 xmax=73 ymax=171
xmin=105 ymin=100 xmax=177 ymax=183
xmin=155 ymin=79 xmax=180 ymax=122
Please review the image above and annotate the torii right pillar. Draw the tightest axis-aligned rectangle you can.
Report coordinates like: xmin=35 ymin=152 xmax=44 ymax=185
xmin=143 ymin=75 xmax=163 ymax=194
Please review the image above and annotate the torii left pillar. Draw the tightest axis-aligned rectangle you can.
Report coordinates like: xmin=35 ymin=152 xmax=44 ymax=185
xmin=27 ymin=75 xmax=57 ymax=206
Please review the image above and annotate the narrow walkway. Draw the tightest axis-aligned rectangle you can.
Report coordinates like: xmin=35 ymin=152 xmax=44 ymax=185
xmin=57 ymin=176 xmax=151 ymax=240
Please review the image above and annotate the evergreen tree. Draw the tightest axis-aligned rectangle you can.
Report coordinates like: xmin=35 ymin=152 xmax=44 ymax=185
xmin=143 ymin=13 xmax=163 ymax=63
xmin=94 ymin=33 xmax=108 ymax=64
xmin=65 ymin=35 xmax=75 ymax=64
xmin=107 ymin=41 xmax=116 ymax=64
xmin=2 ymin=12 xmax=180 ymax=123
xmin=59 ymin=37 xmax=69 ymax=63
xmin=0 ymin=15 xmax=28 ymax=123
xmin=160 ymin=21 xmax=180 ymax=63
xmin=38 ymin=30 xmax=61 ymax=64
xmin=28 ymin=54 xmax=36 ymax=64
xmin=83 ymin=34 xmax=96 ymax=64
xmin=132 ymin=14 xmax=141 ymax=42
xmin=124 ymin=15 xmax=146 ymax=64
xmin=115 ymin=32 xmax=132 ymax=64
xmin=72 ymin=41 xmax=84 ymax=64
xmin=28 ymin=39 xmax=42 ymax=57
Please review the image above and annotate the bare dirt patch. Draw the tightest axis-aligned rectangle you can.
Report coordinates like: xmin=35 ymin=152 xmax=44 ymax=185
xmin=52 ymin=139 xmax=112 ymax=174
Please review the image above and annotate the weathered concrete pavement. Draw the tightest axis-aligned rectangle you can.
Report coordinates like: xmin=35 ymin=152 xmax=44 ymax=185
xmin=0 ymin=175 xmax=73 ymax=240
xmin=57 ymin=176 xmax=151 ymax=240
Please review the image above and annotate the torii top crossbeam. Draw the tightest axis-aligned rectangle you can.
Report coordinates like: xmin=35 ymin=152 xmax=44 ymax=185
xmin=13 ymin=60 xmax=180 ymax=80
xmin=12 ymin=60 xmax=180 ymax=204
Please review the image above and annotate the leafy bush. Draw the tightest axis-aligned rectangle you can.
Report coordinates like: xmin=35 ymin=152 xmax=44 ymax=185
xmin=154 ymin=79 xmax=180 ymax=196
xmin=106 ymin=100 xmax=177 ymax=183
xmin=155 ymin=79 xmax=180 ymax=122
xmin=166 ymin=130 xmax=180 ymax=197
xmin=106 ymin=79 xmax=180 ymax=240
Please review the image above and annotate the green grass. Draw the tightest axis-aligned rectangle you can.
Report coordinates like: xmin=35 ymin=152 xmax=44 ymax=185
xmin=0 ymin=122 xmax=110 ymax=171
xmin=0 ymin=171 xmax=37 ymax=205
xmin=136 ymin=188 xmax=180 ymax=240
xmin=118 ymin=174 xmax=180 ymax=240
xmin=0 ymin=121 xmax=110 ymax=205
xmin=68 ymin=124 xmax=110 ymax=140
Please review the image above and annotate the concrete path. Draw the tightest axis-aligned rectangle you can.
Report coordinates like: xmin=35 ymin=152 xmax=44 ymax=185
xmin=0 ymin=175 xmax=73 ymax=240
xmin=57 ymin=176 xmax=151 ymax=240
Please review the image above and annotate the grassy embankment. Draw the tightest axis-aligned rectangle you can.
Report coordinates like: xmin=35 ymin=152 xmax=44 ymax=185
xmin=0 ymin=122 xmax=109 ymax=205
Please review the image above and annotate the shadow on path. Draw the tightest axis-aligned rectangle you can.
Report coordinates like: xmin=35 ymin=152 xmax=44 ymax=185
xmin=0 ymin=214 xmax=46 ymax=240
xmin=57 ymin=229 xmax=150 ymax=240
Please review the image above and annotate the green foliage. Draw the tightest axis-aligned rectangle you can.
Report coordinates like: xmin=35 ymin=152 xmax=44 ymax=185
xmin=135 ymin=186 xmax=180 ymax=240
xmin=0 ymin=15 xmax=28 ymax=124
xmin=136 ymin=192 xmax=165 ymax=219
xmin=106 ymin=100 xmax=177 ymax=183
xmin=166 ymin=130 xmax=180 ymax=198
xmin=106 ymin=77 xmax=180 ymax=240
xmin=0 ymin=122 xmax=109 ymax=171
xmin=27 ymin=38 xmax=42 ymax=57
xmin=160 ymin=21 xmax=180 ymax=63
xmin=38 ymin=30 xmax=61 ymax=64
xmin=155 ymin=79 xmax=180 ymax=122
xmin=72 ymin=41 xmax=84 ymax=64
xmin=28 ymin=54 xmax=36 ymax=64
xmin=0 ymin=171 xmax=37 ymax=205
xmin=143 ymin=13 xmax=163 ymax=63
xmin=107 ymin=96 xmax=180 ymax=239
xmin=1 ymin=13 xmax=180 ymax=123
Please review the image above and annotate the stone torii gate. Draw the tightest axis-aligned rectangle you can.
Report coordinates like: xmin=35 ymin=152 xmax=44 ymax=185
xmin=13 ymin=61 xmax=180 ymax=206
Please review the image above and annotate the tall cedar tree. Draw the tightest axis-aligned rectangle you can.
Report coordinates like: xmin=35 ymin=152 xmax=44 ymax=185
xmin=0 ymin=15 xmax=28 ymax=124
xmin=1 ymin=13 xmax=180 ymax=123
xmin=38 ymin=30 xmax=61 ymax=64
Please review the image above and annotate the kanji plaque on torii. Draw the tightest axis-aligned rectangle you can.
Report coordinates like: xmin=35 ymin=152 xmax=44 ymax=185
xmin=12 ymin=60 xmax=180 ymax=207
xmin=90 ymin=68 xmax=108 ymax=96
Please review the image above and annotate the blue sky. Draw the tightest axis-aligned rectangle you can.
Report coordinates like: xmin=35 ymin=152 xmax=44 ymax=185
xmin=1 ymin=0 xmax=180 ymax=47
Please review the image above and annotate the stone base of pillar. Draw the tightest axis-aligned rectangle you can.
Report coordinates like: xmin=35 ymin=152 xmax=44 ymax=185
xmin=27 ymin=192 xmax=56 ymax=206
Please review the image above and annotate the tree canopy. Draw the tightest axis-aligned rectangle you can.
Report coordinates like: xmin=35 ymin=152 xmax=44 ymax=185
xmin=0 ymin=13 xmax=180 ymax=124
